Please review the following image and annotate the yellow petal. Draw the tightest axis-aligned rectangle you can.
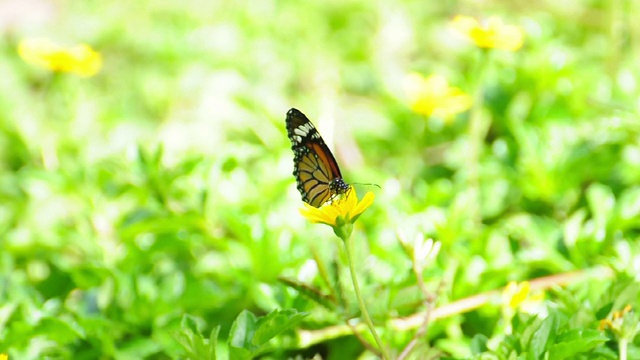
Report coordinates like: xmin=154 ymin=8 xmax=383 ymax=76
xmin=509 ymin=281 xmax=530 ymax=308
xmin=340 ymin=188 xmax=358 ymax=216
xmin=352 ymin=191 xmax=375 ymax=218
xmin=432 ymin=93 xmax=472 ymax=117
xmin=451 ymin=15 xmax=479 ymax=35
xmin=18 ymin=38 xmax=102 ymax=77
xmin=299 ymin=203 xmax=336 ymax=225
xmin=298 ymin=187 xmax=374 ymax=228
xmin=452 ymin=16 xmax=524 ymax=51
xmin=406 ymin=73 xmax=471 ymax=117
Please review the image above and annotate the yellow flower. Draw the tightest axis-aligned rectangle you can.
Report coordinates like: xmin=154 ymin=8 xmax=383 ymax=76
xmin=0 ymin=354 xmax=7 ymax=360
xmin=404 ymin=73 xmax=472 ymax=118
xmin=501 ymin=281 xmax=545 ymax=334
xmin=452 ymin=15 xmax=524 ymax=51
xmin=299 ymin=187 xmax=374 ymax=239
xmin=599 ymin=305 xmax=635 ymax=334
xmin=18 ymin=38 xmax=102 ymax=77
xmin=503 ymin=281 xmax=529 ymax=309
xmin=502 ymin=281 xmax=545 ymax=313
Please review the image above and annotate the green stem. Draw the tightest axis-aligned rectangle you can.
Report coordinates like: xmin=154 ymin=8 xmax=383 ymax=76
xmin=620 ymin=338 xmax=628 ymax=360
xmin=467 ymin=50 xmax=492 ymax=226
xmin=344 ymin=235 xmax=389 ymax=359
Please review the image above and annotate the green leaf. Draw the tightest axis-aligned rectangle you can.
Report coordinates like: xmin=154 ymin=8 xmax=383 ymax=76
xmin=563 ymin=209 xmax=586 ymax=250
xmin=228 ymin=310 xmax=258 ymax=355
xmin=252 ymin=309 xmax=308 ymax=346
xmin=174 ymin=330 xmax=196 ymax=357
xmin=115 ymin=338 xmax=162 ymax=358
xmin=595 ymin=303 xmax=614 ymax=320
xmin=470 ymin=334 xmax=489 ymax=354
xmin=227 ymin=309 xmax=308 ymax=359
xmin=548 ymin=329 xmax=609 ymax=360
xmin=181 ymin=314 xmax=205 ymax=334
xmin=616 ymin=186 xmax=640 ymax=224
xmin=228 ymin=346 xmax=252 ymax=360
xmin=175 ymin=316 xmax=219 ymax=360
xmin=586 ymin=183 xmax=615 ymax=240
xmin=612 ymin=282 xmax=640 ymax=311
xmin=36 ymin=317 xmax=86 ymax=344
xmin=208 ymin=326 xmax=220 ymax=360
xmin=529 ymin=313 xmax=557 ymax=359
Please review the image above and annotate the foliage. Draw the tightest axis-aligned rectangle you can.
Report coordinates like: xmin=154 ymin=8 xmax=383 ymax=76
xmin=1 ymin=0 xmax=640 ymax=359
xmin=175 ymin=309 xmax=307 ymax=360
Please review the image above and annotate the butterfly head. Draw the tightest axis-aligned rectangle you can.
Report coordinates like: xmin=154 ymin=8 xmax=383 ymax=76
xmin=329 ymin=178 xmax=350 ymax=194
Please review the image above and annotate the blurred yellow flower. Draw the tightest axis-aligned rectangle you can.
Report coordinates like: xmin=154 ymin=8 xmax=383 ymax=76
xmin=452 ymin=15 xmax=524 ymax=51
xmin=501 ymin=281 xmax=544 ymax=334
xmin=503 ymin=281 xmax=529 ymax=309
xmin=18 ymin=38 xmax=102 ymax=77
xmin=502 ymin=281 xmax=544 ymax=312
xmin=404 ymin=73 xmax=472 ymax=118
xmin=299 ymin=187 xmax=374 ymax=238
xmin=0 ymin=354 xmax=7 ymax=360
xmin=599 ymin=304 xmax=633 ymax=332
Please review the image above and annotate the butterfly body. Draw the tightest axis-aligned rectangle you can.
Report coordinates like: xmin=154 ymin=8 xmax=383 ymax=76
xmin=286 ymin=108 xmax=350 ymax=207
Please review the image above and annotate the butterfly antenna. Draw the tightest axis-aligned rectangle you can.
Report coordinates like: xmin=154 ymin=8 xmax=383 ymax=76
xmin=352 ymin=182 xmax=381 ymax=189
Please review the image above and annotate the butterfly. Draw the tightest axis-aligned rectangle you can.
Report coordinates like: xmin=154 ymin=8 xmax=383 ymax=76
xmin=286 ymin=108 xmax=350 ymax=207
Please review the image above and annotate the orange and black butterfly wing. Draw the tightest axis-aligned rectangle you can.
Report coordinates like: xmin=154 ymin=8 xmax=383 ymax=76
xmin=286 ymin=108 xmax=347 ymax=207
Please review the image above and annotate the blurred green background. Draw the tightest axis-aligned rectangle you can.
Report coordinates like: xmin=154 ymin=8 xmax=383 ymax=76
xmin=1 ymin=0 xmax=640 ymax=359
